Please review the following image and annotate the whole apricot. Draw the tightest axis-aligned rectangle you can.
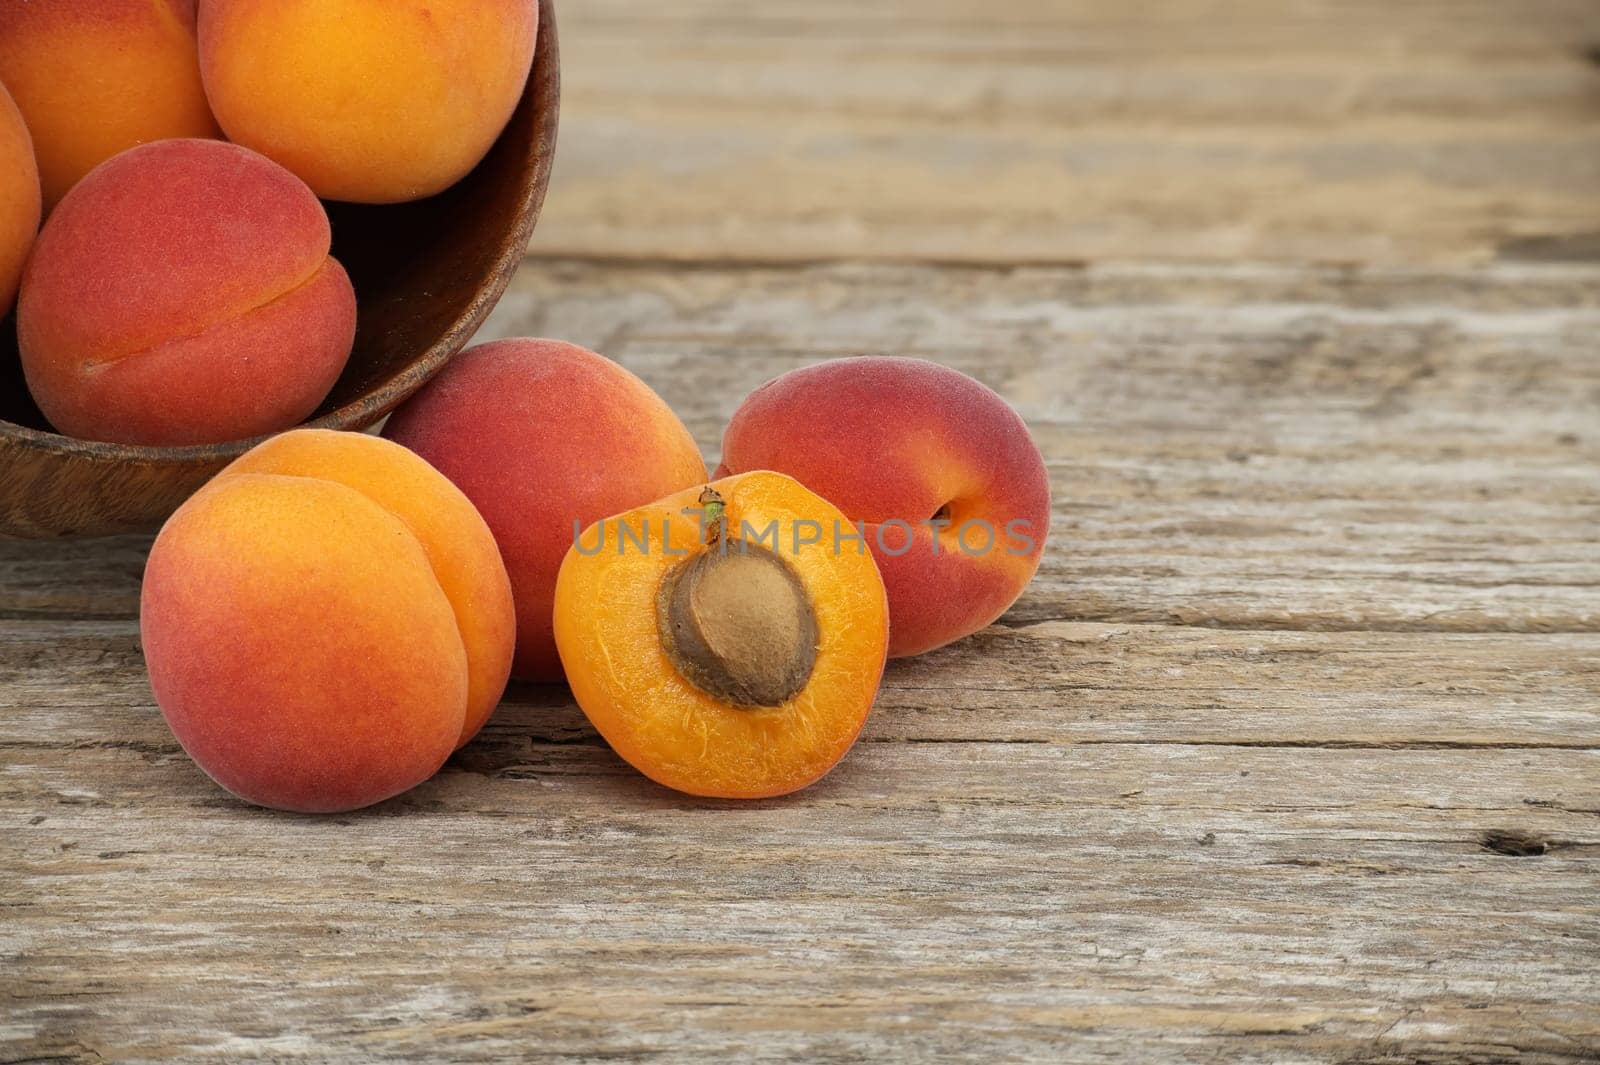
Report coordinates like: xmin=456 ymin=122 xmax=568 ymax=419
xmin=198 ymin=0 xmax=538 ymax=203
xmin=0 ymin=80 xmax=39 ymax=316
xmin=0 ymin=0 xmax=221 ymax=209
xmin=383 ymin=338 xmax=707 ymax=680
xmin=17 ymin=139 xmax=356 ymax=446
xmin=554 ymin=472 xmax=890 ymax=799
xmin=717 ymin=357 xmax=1050 ymax=657
xmin=141 ymin=429 xmax=515 ymax=813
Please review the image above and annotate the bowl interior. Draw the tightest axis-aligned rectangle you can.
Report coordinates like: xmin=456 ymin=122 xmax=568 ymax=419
xmin=0 ymin=0 xmax=557 ymax=463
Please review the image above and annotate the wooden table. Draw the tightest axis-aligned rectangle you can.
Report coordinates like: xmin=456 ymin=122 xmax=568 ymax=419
xmin=5 ymin=2 xmax=1598 ymax=1061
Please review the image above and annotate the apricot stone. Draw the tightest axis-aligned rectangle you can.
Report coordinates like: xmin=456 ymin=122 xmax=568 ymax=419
xmin=383 ymin=338 xmax=707 ymax=680
xmin=198 ymin=0 xmax=538 ymax=203
xmin=554 ymin=472 xmax=890 ymax=799
xmin=17 ymin=139 xmax=356 ymax=446
xmin=0 ymin=81 xmax=40 ymax=317
xmin=717 ymin=357 xmax=1051 ymax=657
xmin=0 ymin=0 xmax=221 ymax=209
xmin=141 ymin=429 xmax=515 ymax=813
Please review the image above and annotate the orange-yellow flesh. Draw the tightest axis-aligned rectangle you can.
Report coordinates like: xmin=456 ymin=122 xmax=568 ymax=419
xmin=554 ymin=471 xmax=889 ymax=799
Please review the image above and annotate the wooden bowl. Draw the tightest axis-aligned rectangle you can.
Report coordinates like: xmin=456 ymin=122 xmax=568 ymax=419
xmin=0 ymin=0 xmax=560 ymax=539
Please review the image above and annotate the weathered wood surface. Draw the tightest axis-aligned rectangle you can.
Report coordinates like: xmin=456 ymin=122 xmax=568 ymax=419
xmin=539 ymin=0 xmax=1600 ymax=265
xmin=5 ymin=1 xmax=1600 ymax=1061
xmin=4 ymin=260 xmax=1598 ymax=1063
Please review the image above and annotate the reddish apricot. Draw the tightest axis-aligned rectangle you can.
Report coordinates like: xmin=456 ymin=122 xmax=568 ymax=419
xmin=17 ymin=139 xmax=355 ymax=446
xmin=718 ymin=357 xmax=1050 ymax=657
xmin=553 ymin=471 xmax=889 ymax=799
xmin=383 ymin=339 xmax=707 ymax=681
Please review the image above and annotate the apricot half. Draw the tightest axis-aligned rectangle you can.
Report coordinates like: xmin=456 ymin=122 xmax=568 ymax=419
xmin=553 ymin=472 xmax=889 ymax=799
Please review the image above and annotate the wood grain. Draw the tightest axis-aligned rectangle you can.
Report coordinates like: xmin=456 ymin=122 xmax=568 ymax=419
xmin=536 ymin=0 xmax=1600 ymax=266
xmin=5 ymin=1 xmax=1600 ymax=1060
xmin=2 ymin=619 xmax=1597 ymax=1064
xmin=3 ymin=257 xmax=1598 ymax=1063
xmin=478 ymin=259 xmax=1600 ymax=633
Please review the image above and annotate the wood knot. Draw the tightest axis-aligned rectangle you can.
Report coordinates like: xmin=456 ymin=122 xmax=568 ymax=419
xmin=1478 ymin=829 xmax=1550 ymax=857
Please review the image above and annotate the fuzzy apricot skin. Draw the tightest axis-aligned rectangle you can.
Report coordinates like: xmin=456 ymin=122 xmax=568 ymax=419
xmin=197 ymin=0 xmax=538 ymax=203
xmin=0 ymin=0 xmax=221 ymax=210
xmin=717 ymin=357 xmax=1050 ymax=658
xmin=383 ymin=339 xmax=708 ymax=681
xmin=140 ymin=429 xmax=515 ymax=813
xmin=553 ymin=471 xmax=890 ymax=800
xmin=0 ymin=82 xmax=39 ymax=317
xmin=17 ymin=139 xmax=355 ymax=446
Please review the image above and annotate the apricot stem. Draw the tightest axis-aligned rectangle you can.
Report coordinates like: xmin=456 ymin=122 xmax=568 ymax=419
xmin=699 ymin=485 xmax=726 ymax=545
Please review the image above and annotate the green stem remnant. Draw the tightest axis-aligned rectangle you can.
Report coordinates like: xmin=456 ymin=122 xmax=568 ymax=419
xmin=699 ymin=486 xmax=726 ymax=545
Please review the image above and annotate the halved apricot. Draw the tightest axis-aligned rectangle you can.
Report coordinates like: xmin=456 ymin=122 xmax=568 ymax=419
xmin=553 ymin=471 xmax=889 ymax=798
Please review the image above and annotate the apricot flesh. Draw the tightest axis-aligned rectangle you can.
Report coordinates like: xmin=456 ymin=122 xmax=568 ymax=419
xmin=554 ymin=471 xmax=890 ymax=799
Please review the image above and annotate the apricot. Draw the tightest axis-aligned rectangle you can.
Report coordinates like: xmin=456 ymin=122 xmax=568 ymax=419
xmin=141 ymin=429 xmax=515 ymax=813
xmin=0 ymin=81 xmax=40 ymax=317
xmin=383 ymin=338 xmax=708 ymax=681
xmin=717 ymin=357 xmax=1050 ymax=658
xmin=17 ymin=138 xmax=356 ymax=446
xmin=0 ymin=1 xmax=221 ymax=210
xmin=197 ymin=0 xmax=539 ymax=203
xmin=554 ymin=472 xmax=890 ymax=799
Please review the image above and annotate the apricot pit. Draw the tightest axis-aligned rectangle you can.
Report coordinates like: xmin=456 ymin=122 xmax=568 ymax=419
xmin=656 ymin=500 xmax=820 ymax=709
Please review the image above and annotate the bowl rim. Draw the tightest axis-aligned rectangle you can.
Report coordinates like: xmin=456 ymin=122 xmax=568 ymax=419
xmin=0 ymin=0 xmax=560 ymax=470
